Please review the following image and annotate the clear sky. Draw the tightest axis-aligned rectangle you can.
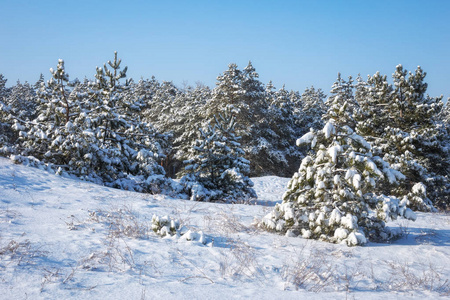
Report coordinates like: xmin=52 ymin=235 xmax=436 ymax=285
xmin=1 ymin=0 xmax=449 ymax=99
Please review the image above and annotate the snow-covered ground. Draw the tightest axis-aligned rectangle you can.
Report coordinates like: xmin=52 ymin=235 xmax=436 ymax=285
xmin=0 ymin=157 xmax=449 ymax=299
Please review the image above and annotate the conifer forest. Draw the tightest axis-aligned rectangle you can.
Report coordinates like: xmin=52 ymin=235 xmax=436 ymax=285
xmin=0 ymin=52 xmax=449 ymax=246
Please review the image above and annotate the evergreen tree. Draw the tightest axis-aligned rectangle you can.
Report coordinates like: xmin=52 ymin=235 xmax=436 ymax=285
xmin=355 ymin=72 xmax=393 ymax=142
xmin=206 ymin=62 xmax=301 ymax=176
xmin=18 ymin=59 xmax=80 ymax=164
xmin=143 ymin=80 xmax=180 ymax=130
xmin=0 ymin=80 xmax=38 ymax=153
xmin=440 ymin=100 xmax=450 ymax=126
xmin=167 ymin=85 xmax=210 ymax=176
xmin=181 ymin=111 xmax=256 ymax=202
xmin=261 ymin=84 xmax=304 ymax=176
xmin=6 ymin=80 xmax=38 ymax=121
xmin=81 ymin=52 xmax=168 ymax=190
xmin=262 ymin=89 xmax=415 ymax=245
xmin=297 ymin=86 xmax=327 ymax=132
xmin=0 ymin=74 xmax=9 ymax=101
xmin=357 ymin=65 xmax=447 ymax=210
xmin=323 ymin=73 xmax=357 ymax=128
xmin=206 ymin=62 xmax=265 ymax=134
xmin=34 ymin=73 xmax=45 ymax=91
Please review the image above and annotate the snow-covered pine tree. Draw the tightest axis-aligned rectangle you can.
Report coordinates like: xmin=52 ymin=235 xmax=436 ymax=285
xmin=0 ymin=80 xmax=38 ymax=153
xmin=355 ymin=72 xmax=392 ymax=143
xmin=181 ymin=110 xmax=256 ymax=202
xmin=206 ymin=62 xmax=302 ymax=176
xmin=0 ymin=74 xmax=9 ymax=101
xmin=261 ymin=84 xmax=303 ymax=176
xmin=205 ymin=63 xmax=261 ymax=173
xmin=82 ymin=52 xmax=169 ymax=191
xmin=437 ymin=100 xmax=450 ymax=208
xmin=142 ymin=80 xmax=179 ymax=130
xmin=323 ymin=73 xmax=358 ymax=129
xmin=399 ymin=66 xmax=448 ymax=210
xmin=16 ymin=59 xmax=84 ymax=167
xmin=438 ymin=99 xmax=449 ymax=125
xmin=133 ymin=77 xmax=160 ymax=113
xmin=6 ymin=80 xmax=38 ymax=121
xmin=367 ymin=65 xmax=448 ymax=210
xmin=440 ymin=99 xmax=450 ymax=126
xmin=165 ymin=85 xmax=210 ymax=177
xmin=206 ymin=63 xmax=259 ymax=134
xmin=262 ymin=94 xmax=415 ymax=245
xmin=297 ymin=86 xmax=327 ymax=132
xmin=34 ymin=73 xmax=44 ymax=91
xmin=40 ymin=59 xmax=73 ymax=125
xmin=0 ymin=100 xmax=9 ymax=151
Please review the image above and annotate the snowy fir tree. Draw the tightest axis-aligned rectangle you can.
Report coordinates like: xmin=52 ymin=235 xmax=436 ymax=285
xmin=180 ymin=110 xmax=256 ymax=202
xmin=297 ymin=86 xmax=327 ymax=132
xmin=165 ymin=85 xmax=210 ymax=176
xmin=0 ymin=74 xmax=9 ymax=101
xmin=206 ymin=62 xmax=265 ymax=124
xmin=355 ymin=66 xmax=448 ymax=210
xmin=260 ymin=84 xmax=304 ymax=176
xmin=204 ymin=63 xmax=264 ymax=173
xmin=205 ymin=62 xmax=303 ymax=176
xmin=78 ymin=52 xmax=170 ymax=191
xmin=6 ymin=80 xmax=38 ymax=121
xmin=142 ymin=80 xmax=180 ymax=131
xmin=437 ymin=101 xmax=450 ymax=192
xmin=323 ymin=73 xmax=358 ymax=128
xmin=15 ymin=59 xmax=81 ymax=166
xmin=261 ymin=101 xmax=416 ymax=246
xmin=137 ymin=78 xmax=212 ymax=177
xmin=354 ymin=72 xmax=392 ymax=143
xmin=0 ymin=80 xmax=38 ymax=153
xmin=33 ymin=73 xmax=45 ymax=91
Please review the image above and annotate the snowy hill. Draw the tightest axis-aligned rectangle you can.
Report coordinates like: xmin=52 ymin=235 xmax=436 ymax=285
xmin=0 ymin=157 xmax=449 ymax=299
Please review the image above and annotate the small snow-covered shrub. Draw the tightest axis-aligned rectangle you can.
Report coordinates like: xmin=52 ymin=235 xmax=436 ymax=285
xmin=151 ymin=214 xmax=207 ymax=244
xmin=86 ymin=207 xmax=207 ymax=244
xmin=151 ymin=215 xmax=180 ymax=237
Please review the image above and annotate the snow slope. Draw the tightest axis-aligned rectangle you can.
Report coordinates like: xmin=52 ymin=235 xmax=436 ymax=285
xmin=0 ymin=157 xmax=449 ymax=299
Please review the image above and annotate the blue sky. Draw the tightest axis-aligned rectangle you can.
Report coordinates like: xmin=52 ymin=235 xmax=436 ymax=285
xmin=1 ymin=0 xmax=449 ymax=99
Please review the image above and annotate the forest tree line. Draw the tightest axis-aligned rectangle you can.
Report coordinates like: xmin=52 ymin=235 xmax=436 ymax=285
xmin=0 ymin=53 xmax=449 ymax=211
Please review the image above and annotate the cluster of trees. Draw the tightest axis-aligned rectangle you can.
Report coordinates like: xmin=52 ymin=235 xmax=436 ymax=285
xmin=262 ymin=66 xmax=450 ymax=245
xmin=1 ymin=54 xmax=175 ymax=193
xmin=1 ymin=53 xmax=449 ymax=243
xmin=0 ymin=53 xmax=326 ymax=201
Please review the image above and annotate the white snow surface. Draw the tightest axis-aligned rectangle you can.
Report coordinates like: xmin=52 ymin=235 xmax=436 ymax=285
xmin=0 ymin=158 xmax=449 ymax=299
